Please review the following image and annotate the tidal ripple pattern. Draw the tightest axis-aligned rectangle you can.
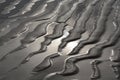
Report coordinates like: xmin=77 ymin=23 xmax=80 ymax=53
xmin=0 ymin=0 xmax=120 ymax=80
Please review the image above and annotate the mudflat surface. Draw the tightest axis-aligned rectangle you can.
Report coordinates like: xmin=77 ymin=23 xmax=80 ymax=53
xmin=0 ymin=0 xmax=120 ymax=80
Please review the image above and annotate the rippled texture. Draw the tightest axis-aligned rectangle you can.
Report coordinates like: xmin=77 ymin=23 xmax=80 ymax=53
xmin=0 ymin=0 xmax=120 ymax=80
